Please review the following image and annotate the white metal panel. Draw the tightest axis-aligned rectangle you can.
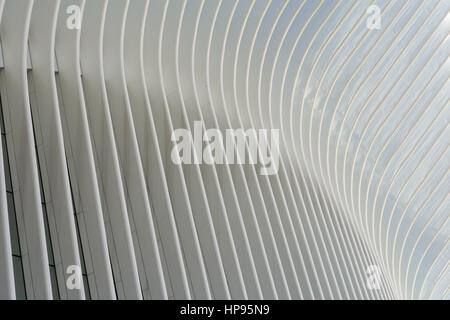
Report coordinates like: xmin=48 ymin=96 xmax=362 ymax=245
xmin=55 ymin=0 xmax=116 ymax=300
xmin=28 ymin=0 xmax=84 ymax=300
xmin=80 ymin=0 xmax=141 ymax=300
xmin=103 ymin=0 xmax=167 ymax=300
xmin=0 ymin=0 xmax=52 ymax=299
xmin=0 ymin=0 xmax=15 ymax=300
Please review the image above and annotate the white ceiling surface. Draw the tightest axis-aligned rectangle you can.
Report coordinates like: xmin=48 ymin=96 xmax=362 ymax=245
xmin=0 ymin=0 xmax=448 ymax=300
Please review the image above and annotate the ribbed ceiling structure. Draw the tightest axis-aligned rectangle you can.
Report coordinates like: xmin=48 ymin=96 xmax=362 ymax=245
xmin=0 ymin=0 xmax=448 ymax=300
